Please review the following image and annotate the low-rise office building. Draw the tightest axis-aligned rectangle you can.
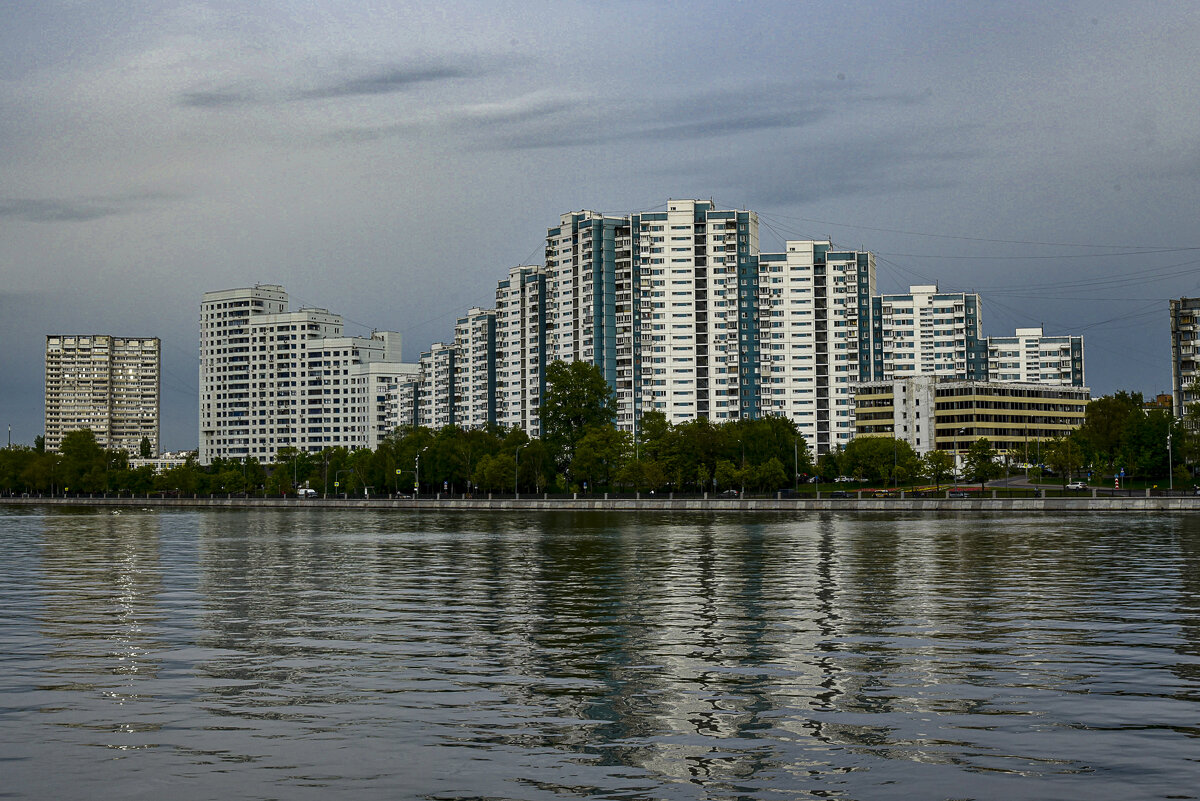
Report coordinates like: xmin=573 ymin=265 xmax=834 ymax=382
xmin=854 ymin=377 xmax=1090 ymax=465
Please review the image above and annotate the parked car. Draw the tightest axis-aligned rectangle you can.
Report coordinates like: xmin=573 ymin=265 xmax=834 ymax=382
xmin=829 ymin=490 xmax=851 ymax=498
xmin=297 ymin=488 xmax=318 ymax=498
xmin=834 ymin=476 xmax=855 ymax=483
xmin=947 ymin=490 xmax=970 ymax=498
xmin=1066 ymin=481 xmax=1088 ymax=491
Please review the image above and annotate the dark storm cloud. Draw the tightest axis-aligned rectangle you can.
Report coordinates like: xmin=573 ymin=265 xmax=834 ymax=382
xmin=297 ymin=63 xmax=475 ymax=99
xmin=180 ymin=88 xmax=257 ymax=108
xmin=477 ymin=81 xmax=927 ymax=150
xmin=0 ymin=193 xmax=179 ymax=223
xmin=180 ymin=56 xmax=510 ymax=110
xmin=745 ymin=131 xmax=985 ymax=207
xmin=0 ymin=198 xmax=124 ymax=222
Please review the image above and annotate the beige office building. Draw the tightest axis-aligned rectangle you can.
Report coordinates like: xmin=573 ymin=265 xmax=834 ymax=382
xmin=854 ymin=377 xmax=1090 ymax=466
xmin=45 ymin=334 xmax=160 ymax=455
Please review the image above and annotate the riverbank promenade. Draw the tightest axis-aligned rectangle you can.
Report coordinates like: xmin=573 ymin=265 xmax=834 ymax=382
xmin=4 ymin=491 xmax=1200 ymax=513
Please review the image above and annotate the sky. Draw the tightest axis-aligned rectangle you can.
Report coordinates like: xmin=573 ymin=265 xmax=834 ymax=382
xmin=3 ymin=1 xmax=1199 ymax=451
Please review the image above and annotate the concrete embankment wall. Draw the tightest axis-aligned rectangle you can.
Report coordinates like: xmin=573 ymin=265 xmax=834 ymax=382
xmin=4 ymin=495 xmax=1200 ymax=513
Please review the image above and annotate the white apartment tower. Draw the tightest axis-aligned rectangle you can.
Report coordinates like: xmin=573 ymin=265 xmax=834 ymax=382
xmin=634 ymin=200 xmax=760 ymax=425
xmin=199 ymin=285 xmax=411 ymax=464
xmin=453 ymin=307 xmax=497 ymax=429
xmin=44 ymin=334 xmax=160 ymax=455
xmin=870 ymin=285 xmax=987 ymax=381
xmin=1171 ymin=297 xmax=1200 ymax=417
xmin=417 ymin=342 xmax=457 ymax=430
xmin=756 ymin=241 xmax=877 ymax=454
xmin=494 ymin=265 xmax=548 ymax=436
xmin=545 ymin=212 xmax=635 ymax=426
xmin=986 ymin=327 xmax=1084 ymax=386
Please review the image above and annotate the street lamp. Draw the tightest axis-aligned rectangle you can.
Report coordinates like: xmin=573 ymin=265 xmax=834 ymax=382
xmin=1168 ymin=430 xmax=1174 ymax=492
xmin=415 ymin=445 xmax=428 ymax=496
xmin=515 ymin=441 xmax=528 ymax=497
xmin=794 ymin=436 xmax=799 ymax=492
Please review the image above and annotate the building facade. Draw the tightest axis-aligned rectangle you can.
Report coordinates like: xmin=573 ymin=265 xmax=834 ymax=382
xmin=871 ymin=285 xmax=986 ymax=382
xmin=854 ymin=377 xmax=1090 ymax=465
xmin=45 ymin=334 xmax=160 ymax=455
xmin=494 ymin=265 xmax=548 ymax=436
xmin=756 ymin=241 xmax=877 ymax=453
xmin=986 ymin=327 xmax=1084 ymax=386
xmin=199 ymin=285 xmax=411 ymax=464
xmin=1170 ymin=297 xmax=1200 ymax=417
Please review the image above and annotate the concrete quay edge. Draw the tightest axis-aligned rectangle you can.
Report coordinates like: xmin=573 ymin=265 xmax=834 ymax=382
xmin=4 ymin=495 xmax=1200 ymax=513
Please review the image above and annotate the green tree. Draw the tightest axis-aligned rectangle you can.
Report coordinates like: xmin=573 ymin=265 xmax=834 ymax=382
xmin=569 ymin=425 xmax=629 ymax=490
xmin=714 ymin=459 xmax=740 ymax=493
xmin=840 ymin=437 xmax=916 ymax=485
xmin=59 ymin=429 xmax=105 ymax=493
xmin=752 ymin=457 xmax=789 ymax=492
xmin=963 ymin=437 xmax=1003 ymax=490
xmin=1078 ymin=392 xmax=1142 ymax=473
xmin=1043 ymin=434 xmax=1085 ymax=486
xmin=139 ymin=437 xmax=152 ymax=459
xmin=922 ymin=450 xmax=954 ymax=490
xmin=540 ymin=360 xmax=616 ymax=469
xmin=816 ymin=449 xmax=841 ymax=482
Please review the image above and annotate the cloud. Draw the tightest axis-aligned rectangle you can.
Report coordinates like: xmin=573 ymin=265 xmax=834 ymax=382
xmin=474 ymin=80 xmax=927 ymax=151
xmin=297 ymin=63 xmax=475 ymax=100
xmin=0 ymin=193 xmax=179 ymax=223
xmin=179 ymin=88 xmax=257 ymax=108
xmin=180 ymin=55 xmax=510 ymax=110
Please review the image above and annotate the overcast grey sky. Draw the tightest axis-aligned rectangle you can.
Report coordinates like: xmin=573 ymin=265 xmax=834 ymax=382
xmin=3 ymin=1 xmax=1198 ymax=450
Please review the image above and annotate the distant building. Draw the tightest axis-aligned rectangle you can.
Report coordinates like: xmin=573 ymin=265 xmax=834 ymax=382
xmin=129 ymin=450 xmax=195 ymax=472
xmin=1170 ymin=298 xmax=1200 ymax=417
xmin=871 ymin=285 xmax=987 ymax=381
xmin=756 ymin=240 xmax=876 ymax=454
xmin=494 ymin=265 xmax=548 ymax=436
xmin=986 ymin=327 xmax=1084 ymax=386
xmin=44 ymin=334 xmax=160 ymax=455
xmin=199 ymin=285 xmax=413 ymax=465
xmin=853 ymin=377 xmax=1090 ymax=467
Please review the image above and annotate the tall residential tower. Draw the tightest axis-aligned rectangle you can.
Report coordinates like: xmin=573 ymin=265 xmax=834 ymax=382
xmin=45 ymin=334 xmax=160 ymax=455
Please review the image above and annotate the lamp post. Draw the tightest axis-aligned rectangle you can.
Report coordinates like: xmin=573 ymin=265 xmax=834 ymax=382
xmin=893 ymin=435 xmax=898 ymax=489
xmin=415 ymin=445 xmax=428 ymax=497
xmin=515 ymin=441 xmax=528 ymax=497
xmin=794 ymin=436 xmax=799 ymax=492
xmin=1168 ymin=430 xmax=1174 ymax=492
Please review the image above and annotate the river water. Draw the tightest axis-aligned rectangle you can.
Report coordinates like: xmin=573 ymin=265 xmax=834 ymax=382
xmin=1 ymin=507 xmax=1198 ymax=800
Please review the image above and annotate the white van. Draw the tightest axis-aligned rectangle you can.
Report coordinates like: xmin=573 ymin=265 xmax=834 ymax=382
xmin=297 ymin=488 xmax=318 ymax=498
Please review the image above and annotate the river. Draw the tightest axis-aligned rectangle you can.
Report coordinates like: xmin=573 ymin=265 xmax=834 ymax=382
xmin=1 ymin=507 xmax=1198 ymax=800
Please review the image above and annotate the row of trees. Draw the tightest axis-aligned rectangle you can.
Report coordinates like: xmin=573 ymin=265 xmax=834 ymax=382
xmin=1 ymin=376 xmax=1192 ymax=497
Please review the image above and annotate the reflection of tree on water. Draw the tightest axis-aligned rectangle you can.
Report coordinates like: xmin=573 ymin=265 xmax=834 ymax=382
xmin=193 ymin=510 xmax=392 ymax=720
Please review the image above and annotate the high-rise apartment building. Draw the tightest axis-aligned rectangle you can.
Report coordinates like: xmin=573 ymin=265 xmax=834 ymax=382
xmin=986 ymin=327 xmax=1084 ymax=386
xmin=756 ymin=241 xmax=876 ymax=453
xmin=44 ymin=334 xmax=160 ymax=455
xmin=199 ymin=285 xmax=411 ymax=464
xmin=870 ymin=285 xmax=987 ymax=381
xmin=494 ymin=265 xmax=548 ymax=436
xmin=453 ymin=308 xmax=497 ymax=429
xmin=1170 ymin=298 xmax=1200 ymax=417
xmin=634 ymin=200 xmax=760 ymax=425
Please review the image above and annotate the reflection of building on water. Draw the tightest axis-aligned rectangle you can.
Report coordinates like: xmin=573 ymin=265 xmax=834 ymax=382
xmin=38 ymin=511 xmax=167 ymax=687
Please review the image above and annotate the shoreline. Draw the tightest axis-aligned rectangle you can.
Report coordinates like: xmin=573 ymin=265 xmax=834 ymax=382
xmin=3 ymin=493 xmax=1199 ymax=513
